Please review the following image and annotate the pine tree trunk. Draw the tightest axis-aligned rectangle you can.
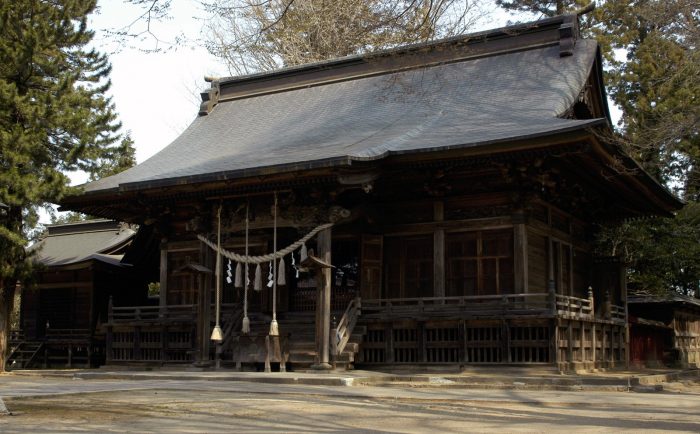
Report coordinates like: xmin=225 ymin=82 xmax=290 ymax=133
xmin=0 ymin=283 xmax=16 ymax=373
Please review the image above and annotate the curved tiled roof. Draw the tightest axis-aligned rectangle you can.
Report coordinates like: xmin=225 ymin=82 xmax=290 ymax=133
xmin=30 ymin=220 xmax=135 ymax=267
xmin=84 ymin=38 xmax=602 ymax=194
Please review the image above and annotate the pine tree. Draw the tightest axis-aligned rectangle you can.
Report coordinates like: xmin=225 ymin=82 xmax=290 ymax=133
xmin=497 ymin=1 xmax=700 ymax=295
xmin=0 ymin=0 xmax=123 ymax=371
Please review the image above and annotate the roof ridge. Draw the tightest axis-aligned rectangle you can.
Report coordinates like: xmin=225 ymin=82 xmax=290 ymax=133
xmin=198 ymin=12 xmax=589 ymax=115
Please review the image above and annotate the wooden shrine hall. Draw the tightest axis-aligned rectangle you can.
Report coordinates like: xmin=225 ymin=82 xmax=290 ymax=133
xmin=60 ymin=10 xmax=682 ymax=372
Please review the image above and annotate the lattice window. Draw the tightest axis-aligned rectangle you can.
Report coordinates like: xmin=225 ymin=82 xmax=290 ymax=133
xmin=384 ymin=236 xmax=433 ymax=299
xmin=446 ymin=230 xmax=514 ymax=296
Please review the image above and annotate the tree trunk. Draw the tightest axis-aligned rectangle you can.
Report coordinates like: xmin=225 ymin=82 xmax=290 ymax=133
xmin=0 ymin=282 xmax=17 ymax=373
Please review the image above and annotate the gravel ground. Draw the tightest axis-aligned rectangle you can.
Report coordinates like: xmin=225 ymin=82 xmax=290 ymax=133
xmin=1 ymin=376 xmax=700 ymax=433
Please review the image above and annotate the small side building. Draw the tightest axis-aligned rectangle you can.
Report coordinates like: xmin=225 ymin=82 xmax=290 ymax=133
xmin=628 ymin=292 xmax=700 ymax=369
xmin=9 ymin=220 xmax=151 ymax=368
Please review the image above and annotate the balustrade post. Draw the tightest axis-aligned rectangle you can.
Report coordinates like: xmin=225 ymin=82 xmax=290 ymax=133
xmin=588 ymin=287 xmax=595 ymax=318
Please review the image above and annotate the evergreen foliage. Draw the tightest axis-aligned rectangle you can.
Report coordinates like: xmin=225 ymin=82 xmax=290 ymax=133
xmin=498 ymin=0 xmax=700 ymax=295
xmin=0 ymin=0 xmax=124 ymax=371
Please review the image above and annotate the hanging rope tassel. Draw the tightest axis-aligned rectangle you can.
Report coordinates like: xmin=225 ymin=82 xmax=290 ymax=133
xmin=234 ymin=262 xmax=242 ymax=288
xmin=210 ymin=204 xmax=223 ymax=342
xmin=254 ymin=263 xmax=262 ymax=291
xmin=269 ymin=318 xmax=279 ymax=336
xmin=242 ymin=202 xmax=250 ymax=335
xmin=270 ymin=191 xmax=279 ymax=337
xmin=277 ymin=257 xmax=286 ymax=286
xmin=300 ymin=243 xmax=308 ymax=263
xmin=241 ymin=315 xmax=250 ymax=334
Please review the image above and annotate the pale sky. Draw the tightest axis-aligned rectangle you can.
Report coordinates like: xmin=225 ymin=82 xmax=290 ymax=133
xmin=90 ymin=1 xmax=223 ymax=165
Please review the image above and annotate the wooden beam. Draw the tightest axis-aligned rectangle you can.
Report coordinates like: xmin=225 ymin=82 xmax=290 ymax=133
xmin=433 ymin=201 xmax=445 ymax=298
xmin=159 ymin=242 xmax=168 ymax=308
xmin=513 ymin=223 xmax=528 ymax=293
xmin=433 ymin=231 xmax=445 ymax=298
xmin=313 ymin=227 xmax=332 ymax=370
xmin=194 ymin=241 xmax=212 ymax=366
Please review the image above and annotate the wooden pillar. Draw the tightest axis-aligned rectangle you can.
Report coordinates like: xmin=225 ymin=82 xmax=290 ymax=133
xmin=620 ymin=261 xmax=630 ymax=369
xmin=591 ymin=322 xmax=597 ymax=368
xmin=313 ymin=228 xmax=332 ymax=369
xmin=567 ymin=320 xmax=573 ymax=365
xmin=106 ymin=297 xmax=113 ymax=365
xmin=433 ymin=201 xmax=445 ymax=298
xmin=433 ymin=231 xmax=445 ymax=298
xmin=159 ymin=240 xmax=168 ymax=307
xmin=195 ymin=242 xmax=212 ymax=366
xmin=513 ymin=217 xmax=528 ymax=294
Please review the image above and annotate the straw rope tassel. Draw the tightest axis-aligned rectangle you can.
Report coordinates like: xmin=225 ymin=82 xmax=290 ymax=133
xmin=300 ymin=243 xmax=308 ymax=263
xmin=211 ymin=204 xmax=223 ymax=342
xmin=242 ymin=203 xmax=250 ymax=334
xmin=270 ymin=192 xmax=279 ymax=336
xmin=254 ymin=263 xmax=262 ymax=291
xmin=277 ymin=257 xmax=285 ymax=286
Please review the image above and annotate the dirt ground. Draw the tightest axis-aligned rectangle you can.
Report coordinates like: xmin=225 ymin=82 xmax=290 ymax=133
xmin=3 ymin=382 xmax=700 ymax=433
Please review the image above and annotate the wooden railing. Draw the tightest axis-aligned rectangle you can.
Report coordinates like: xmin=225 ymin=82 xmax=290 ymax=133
xmin=362 ymin=293 xmax=552 ymax=318
xmin=108 ymin=301 xmax=197 ymax=324
xmin=555 ymin=294 xmax=594 ymax=319
xmin=362 ymin=292 xmax=625 ymax=323
xmin=45 ymin=329 xmax=91 ymax=343
xmin=290 ymin=287 xmax=359 ymax=312
xmin=609 ymin=304 xmax=626 ymax=322
xmin=331 ymin=296 xmax=361 ymax=357
xmin=215 ymin=304 xmax=244 ymax=367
